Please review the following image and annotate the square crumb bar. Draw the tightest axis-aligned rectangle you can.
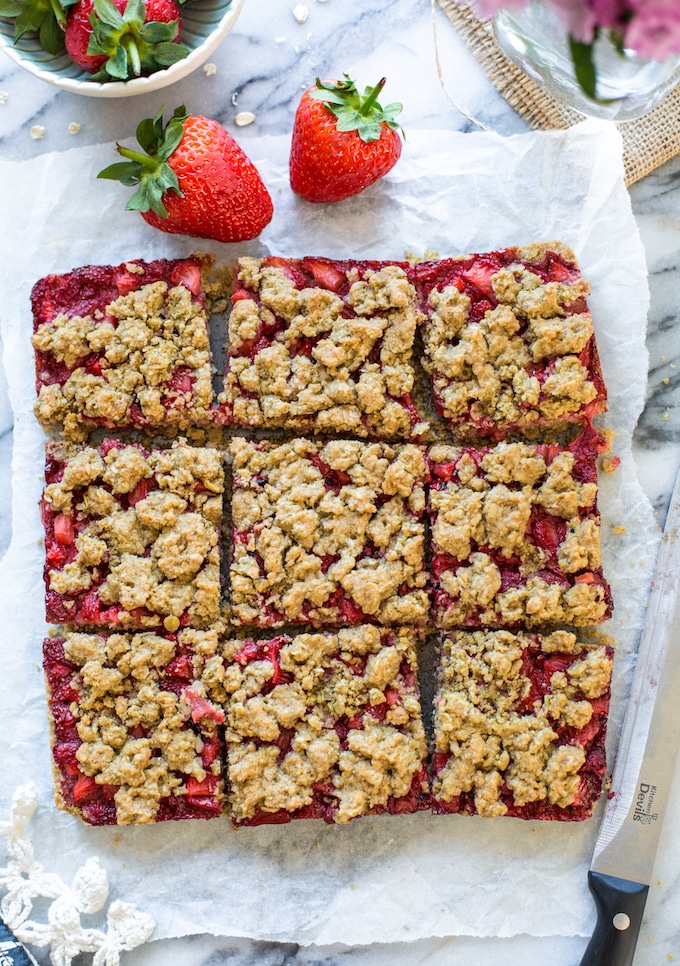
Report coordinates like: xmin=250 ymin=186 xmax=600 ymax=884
xmin=43 ymin=627 xmax=226 ymax=825
xmin=411 ymin=242 xmax=607 ymax=440
xmin=431 ymin=629 xmax=613 ymax=820
xmin=41 ymin=439 xmax=223 ymax=630
xmin=428 ymin=431 xmax=612 ymax=628
xmin=219 ymin=626 xmax=427 ymax=825
xmin=229 ymin=437 xmax=429 ymax=627
xmin=218 ymin=256 xmax=427 ymax=439
xmin=31 ymin=257 xmax=213 ymax=437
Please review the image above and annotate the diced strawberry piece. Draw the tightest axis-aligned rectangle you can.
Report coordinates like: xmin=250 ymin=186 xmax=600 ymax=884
xmin=165 ymin=654 xmax=194 ymax=679
xmin=127 ymin=478 xmax=154 ymax=506
xmin=100 ymin=438 xmax=127 ymax=456
xmin=84 ymin=353 xmax=104 ymax=376
xmin=46 ymin=544 xmax=69 ymax=569
xmin=339 ymin=597 xmax=366 ymax=624
xmin=54 ymin=514 xmax=76 ymax=546
xmin=72 ymin=772 xmax=100 ymax=804
xmin=184 ymin=687 xmax=225 ymax=724
xmin=201 ymin=735 xmax=221 ymax=767
xmin=170 ymin=261 xmax=202 ymax=297
xmin=46 ymin=591 xmax=77 ymax=623
xmin=231 ymin=288 xmax=252 ymax=303
xmin=79 ymin=592 xmax=102 ymax=623
xmin=462 ymin=261 xmax=498 ymax=299
xmin=234 ymin=641 xmax=260 ymax=665
xmin=530 ymin=510 xmax=566 ymax=552
xmin=574 ymin=572 xmax=599 ymax=584
xmin=167 ymin=368 xmax=194 ymax=395
xmin=385 ymin=687 xmax=401 ymax=707
xmin=304 ymin=259 xmax=346 ymax=292
xmin=186 ymin=774 xmax=219 ymax=796
xmin=115 ymin=272 xmax=142 ymax=296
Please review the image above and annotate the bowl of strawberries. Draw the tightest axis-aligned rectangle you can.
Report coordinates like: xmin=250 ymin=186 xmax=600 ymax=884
xmin=0 ymin=0 xmax=243 ymax=96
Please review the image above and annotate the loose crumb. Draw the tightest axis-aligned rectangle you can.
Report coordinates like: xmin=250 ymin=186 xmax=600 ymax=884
xmin=600 ymin=455 xmax=621 ymax=473
xmin=0 ymin=91 xmax=8 ymax=104
xmin=612 ymin=525 xmax=626 ymax=535
xmin=30 ymin=126 xmax=45 ymax=139
xmin=204 ymin=63 xmax=217 ymax=75
xmin=68 ymin=122 xmax=81 ymax=135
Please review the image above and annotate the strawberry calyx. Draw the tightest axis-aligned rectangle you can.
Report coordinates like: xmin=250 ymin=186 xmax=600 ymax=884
xmin=98 ymin=104 xmax=187 ymax=218
xmin=309 ymin=73 xmax=403 ymax=143
xmin=0 ymin=0 xmax=67 ymax=55
xmin=85 ymin=0 xmax=187 ymax=80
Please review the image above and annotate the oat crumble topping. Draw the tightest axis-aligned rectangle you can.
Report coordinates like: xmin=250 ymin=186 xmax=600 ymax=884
xmin=428 ymin=434 xmax=611 ymax=628
xmin=219 ymin=257 xmax=427 ymax=439
xmin=229 ymin=437 xmax=429 ymax=627
xmin=42 ymin=440 xmax=224 ymax=629
xmin=412 ymin=243 xmax=606 ymax=440
xmin=31 ymin=259 xmax=213 ymax=438
xmin=432 ymin=629 xmax=613 ymax=819
xmin=44 ymin=628 xmax=225 ymax=825
xmin=221 ymin=626 xmax=427 ymax=824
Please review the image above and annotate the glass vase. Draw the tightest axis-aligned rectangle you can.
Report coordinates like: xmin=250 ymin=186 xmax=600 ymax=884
xmin=493 ymin=1 xmax=680 ymax=122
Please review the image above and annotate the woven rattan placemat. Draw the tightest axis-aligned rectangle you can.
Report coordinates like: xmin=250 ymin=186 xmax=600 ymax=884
xmin=438 ymin=0 xmax=680 ymax=185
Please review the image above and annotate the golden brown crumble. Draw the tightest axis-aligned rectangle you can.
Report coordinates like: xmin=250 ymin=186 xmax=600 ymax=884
xmin=33 ymin=280 xmax=213 ymax=436
xmin=229 ymin=437 xmax=429 ymax=626
xmin=222 ymin=626 xmax=426 ymax=824
xmin=429 ymin=441 xmax=609 ymax=627
xmin=52 ymin=627 xmax=224 ymax=825
xmin=421 ymin=252 xmax=598 ymax=434
xmin=220 ymin=259 xmax=427 ymax=439
xmin=44 ymin=441 xmax=224 ymax=629
xmin=432 ymin=630 xmax=612 ymax=817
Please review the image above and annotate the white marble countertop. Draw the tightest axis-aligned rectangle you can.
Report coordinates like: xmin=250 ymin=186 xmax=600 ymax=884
xmin=0 ymin=1 xmax=679 ymax=963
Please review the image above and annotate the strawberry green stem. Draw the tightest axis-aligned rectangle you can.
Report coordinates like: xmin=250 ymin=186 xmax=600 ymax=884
xmin=125 ymin=35 xmax=141 ymax=76
xmin=359 ymin=78 xmax=386 ymax=116
xmin=117 ymin=144 xmax=161 ymax=170
xmin=49 ymin=0 xmax=66 ymax=29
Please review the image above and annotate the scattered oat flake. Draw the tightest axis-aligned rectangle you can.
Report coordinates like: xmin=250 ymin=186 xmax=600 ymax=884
xmin=293 ymin=3 xmax=309 ymax=22
xmin=68 ymin=122 xmax=81 ymax=134
xmin=0 ymin=91 xmax=7 ymax=104
xmin=30 ymin=126 xmax=45 ymax=139
xmin=235 ymin=111 xmax=255 ymax=126
xmin=612 ymin=525 xmax=626 ymax=535
xmin=204 ymin=62 xmax=217 ymax=75
xmin=663 ymin=411 xmax=670 ymax=421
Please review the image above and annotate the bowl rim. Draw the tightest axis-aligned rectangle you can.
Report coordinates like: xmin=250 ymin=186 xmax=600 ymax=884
xmin=0 ymin=0 xmax=244 ymax=97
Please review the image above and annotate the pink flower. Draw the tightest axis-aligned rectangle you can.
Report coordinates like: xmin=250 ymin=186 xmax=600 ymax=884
xmin=472 ymin=0 xmax=531 ymax=19
xmin=548 ymin=0 xmax=600 ymax=42
xmin=624 ymin=0 xmax=680 ymax=58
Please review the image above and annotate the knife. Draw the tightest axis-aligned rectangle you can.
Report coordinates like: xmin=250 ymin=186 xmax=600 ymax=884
xmin=579 ymin=462 xmax=680 ymax=966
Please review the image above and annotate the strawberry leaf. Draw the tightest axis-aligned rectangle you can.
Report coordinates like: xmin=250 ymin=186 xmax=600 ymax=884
xmin=85 ymin=0 xmax=187 ymax=80
xmin=97 ymin=104 xmax=188 ymax=220
xmin=152 ymin=39 xmax=186 ymax=64
xmin=309 ymin=73 xmax=404 ymax=143
xmin=139 ymin=19 xmax=178 ymax=42
xmin=10 ymin=0 xmax=67 ymax=51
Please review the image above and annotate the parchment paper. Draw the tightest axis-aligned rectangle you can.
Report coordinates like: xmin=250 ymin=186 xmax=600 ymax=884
xmin=0 ymin=120 xmax=661 ymax=946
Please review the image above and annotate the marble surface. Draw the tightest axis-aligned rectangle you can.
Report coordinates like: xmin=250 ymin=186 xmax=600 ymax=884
xmin=0 ymin=0 xmax=679 ymax=963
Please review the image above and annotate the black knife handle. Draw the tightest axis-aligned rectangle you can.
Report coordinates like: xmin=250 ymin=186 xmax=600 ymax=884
xmin=579 ymin=871 xmax=649 ymax=966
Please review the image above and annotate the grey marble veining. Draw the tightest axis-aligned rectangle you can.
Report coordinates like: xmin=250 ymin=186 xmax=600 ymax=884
xmin=1 ymin=0 xmax=679 ymax=963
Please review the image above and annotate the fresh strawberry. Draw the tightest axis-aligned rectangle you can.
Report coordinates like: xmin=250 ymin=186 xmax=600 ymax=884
xmin=98 ymin=104 xmax=274 ymax=244
xmin=290 ymin=74 xmax=403 ymax=203
xmin=64 ymin=0 xmax=187 ymax=80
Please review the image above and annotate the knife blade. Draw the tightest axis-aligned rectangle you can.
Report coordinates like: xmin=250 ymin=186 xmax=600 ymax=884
xmin=579 ymin=462 xmax=680 ymax=966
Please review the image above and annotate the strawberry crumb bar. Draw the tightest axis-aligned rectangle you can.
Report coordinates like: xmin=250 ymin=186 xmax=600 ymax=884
xmin=43 ymin=627 xmax=226 ymax=826
xmin=428 ymin=431 xmax=612 ymax=628
xmin=219 ymin=626 xmax=427 ymax=825
xmin=431 ymin=629 xmax=613 ymax=820
xmin=41 ymin=439 xmax=223 ymax=630
xmin=411 ymin=242 xmax=607 ymax=441
xmin=31 ymin=257 xmax=213 ymax=438
xmin=218 ymin=256 xmax=427 ymax=439
xmin=229 ymin=436 xmax=429 ymax=627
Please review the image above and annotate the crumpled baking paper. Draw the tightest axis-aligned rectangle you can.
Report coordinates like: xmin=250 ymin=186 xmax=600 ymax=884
xmin=0 ymin=120 xmax=661 ymax=946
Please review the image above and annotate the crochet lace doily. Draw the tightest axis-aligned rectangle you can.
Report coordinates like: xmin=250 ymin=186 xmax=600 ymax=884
xmin=0 ymin=784 xmax=155 ymax=966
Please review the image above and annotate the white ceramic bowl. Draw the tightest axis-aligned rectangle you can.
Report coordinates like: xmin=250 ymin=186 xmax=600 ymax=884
xmin=0 ymin=0 xmax=244 ymax=97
